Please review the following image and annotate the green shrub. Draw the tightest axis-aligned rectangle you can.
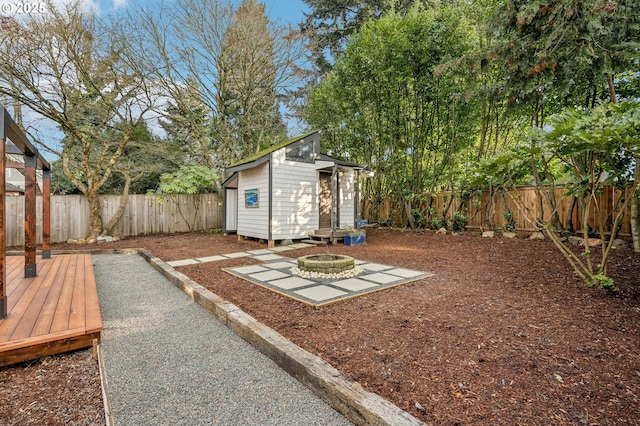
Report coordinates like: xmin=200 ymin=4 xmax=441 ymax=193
xmin=502 ymin=211 xmax=516 ymax=232
xmin=430 ymin=216 xmax=444 ymax=230
xmin=449 ymin=212 xmax=468 ymax=232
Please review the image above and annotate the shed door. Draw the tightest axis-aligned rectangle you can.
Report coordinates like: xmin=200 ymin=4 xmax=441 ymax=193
xmin=225 ymin=188 xmax=238 ymax=232
xmin=319 ymin=172 xmax=331 ymax=229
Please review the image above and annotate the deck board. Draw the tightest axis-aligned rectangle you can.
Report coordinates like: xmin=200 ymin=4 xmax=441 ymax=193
xmin=31 ymin=257 xmax=66 ymax=337
xmin=68 ymin=255 xmax=86 ymax=331
xmin=6 ymin=258 xmax=22 ymax=283
xmin=10 ymin=259 xmax=58 ymax=341
xmin=50 ymin=256 xmax=74 ymax=334
xmin=83 ymin=255 xmax=102 ymax=334
xmin=0 ymin=254 xmax=102 ymax=367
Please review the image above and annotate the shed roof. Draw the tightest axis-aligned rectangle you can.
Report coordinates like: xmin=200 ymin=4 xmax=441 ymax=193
xmin=5 ymin=182 xmax=24 ymax=193
xmin=228 ymin=129 xmax=322 ymax=169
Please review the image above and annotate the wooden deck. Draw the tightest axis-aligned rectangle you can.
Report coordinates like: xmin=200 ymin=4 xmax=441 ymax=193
xmin=0 ymin=254 xmax=102 ymax=367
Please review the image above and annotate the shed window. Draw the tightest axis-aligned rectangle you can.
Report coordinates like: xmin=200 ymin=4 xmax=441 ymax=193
xmin=286 ymin=139 xmax=315 ymax=163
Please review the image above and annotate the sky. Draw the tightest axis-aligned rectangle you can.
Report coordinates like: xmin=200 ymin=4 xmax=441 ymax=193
xmin=249 ymin=0 xmax=310 ymax=25
xmin=96 ymin=0 xmax=310 ymax=26
xmin=97 ymin=0 xmax=313 ymax=136
xmin=4 ymin=0 xmax=313 ymax=159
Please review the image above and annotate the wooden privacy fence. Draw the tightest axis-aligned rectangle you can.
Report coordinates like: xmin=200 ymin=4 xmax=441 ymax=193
xmin=5 ymin=193 xmax=222 ymax=246
xmin=364 ymin=184 xmax=635 ymax=238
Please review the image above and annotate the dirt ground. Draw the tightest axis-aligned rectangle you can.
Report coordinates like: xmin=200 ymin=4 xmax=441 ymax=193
xmin=2 ymin=228 xmax=639 ymax=425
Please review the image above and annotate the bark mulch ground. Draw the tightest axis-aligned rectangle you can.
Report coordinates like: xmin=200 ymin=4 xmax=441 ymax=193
xmin=1 ymin=228 xmax=639 ymax=425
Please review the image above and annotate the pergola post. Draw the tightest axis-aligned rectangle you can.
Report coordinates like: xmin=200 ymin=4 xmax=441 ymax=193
xmin=24 ymin=154 xmax=37 ymax=278
xmin=0 ymin=105 xmax=50 ymax=316
xmin=0 ymin=139 xmax=6 ymax=318
xmin=42 ymin=169 xmax=51 ymax=259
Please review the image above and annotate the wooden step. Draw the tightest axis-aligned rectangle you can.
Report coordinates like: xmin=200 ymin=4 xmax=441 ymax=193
xmin=301 ymin=239 xmax=328 ymax=246
xmin=307 ymin=233 xmax=347 ymax=245
xmin=314 ymin=229 xmax=348 ymax=237
xmin=307 ymin=234 xmax=330 ymax=241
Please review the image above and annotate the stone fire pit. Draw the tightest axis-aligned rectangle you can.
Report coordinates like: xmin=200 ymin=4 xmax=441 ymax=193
xmin=297 ymin=254 xmax=355 ymax=274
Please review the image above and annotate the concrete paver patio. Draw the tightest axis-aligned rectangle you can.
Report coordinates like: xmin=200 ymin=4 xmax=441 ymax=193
xmin=167 ymin=244 xmax=433 ymax=307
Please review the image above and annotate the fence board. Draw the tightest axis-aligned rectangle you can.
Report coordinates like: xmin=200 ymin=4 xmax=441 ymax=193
xmin=5 ymin=193 xmax=221 ymax=246
xmin=365 ymin=184 xmax=636 ymax=238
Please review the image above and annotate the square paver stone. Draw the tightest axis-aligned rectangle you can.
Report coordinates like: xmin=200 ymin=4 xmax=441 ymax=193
xmin=167 ymin=259 xmax=200 ymax=267
xmin=222 ymin=252 xmax=250 ymax=259
xmin=288 ymin=243 xmax=313 ymax=249
xmin=269 ymin=276 xmax=315 ymax=290
xmin=249 ymin=270 xmax=290 ymax=282
xmin=360 ymin=273 xmax=404 ymax=284
xmin=263 ymin=261 xmax=297 ymax=269
xmin=247 ymin=249 xmax=274 ymax=255
xmin=294 ymin=285 xmax=348 ymax=302
xmin=332 ymin=278 xmax=379 ymax=292
xmin=385 ymin=268 xmax=426 ymax=278
xmin=195 ymin=255 xmax=227 ymax=263
xmin=231 ymin=265 xmax=269 ymax=275
xmin=252 ymin=254 xmax=285 ymax=262
xmin=361 ymin=263 xmax=393 ymax=272
xmin=268 ymin=246 xmax=295 ymax=252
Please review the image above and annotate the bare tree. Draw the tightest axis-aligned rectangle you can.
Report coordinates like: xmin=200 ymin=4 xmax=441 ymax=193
xmin=134 ymin=0 xmax=307 ymax=176
xmin=0 ymin=0 xmax=159 ymax=238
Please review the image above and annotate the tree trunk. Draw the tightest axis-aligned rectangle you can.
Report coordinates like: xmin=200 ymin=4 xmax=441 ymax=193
xmin=87 ymin=191 xmax=104 ymax=239
xmin=565 ymin=195 xmax=578 ymax=233
xmin=103 ymin=171 xmax=135 ymax=236
xmin=606 ymin=73 xmax=617 ymax=104
xmin=483 ymin=186 xmax=496 ymax=230
xmin=632 ymin=160 xmax=640 ymax=252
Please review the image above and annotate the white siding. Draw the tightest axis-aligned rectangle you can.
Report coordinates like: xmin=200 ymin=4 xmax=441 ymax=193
xmin=271 ymin=149 xmax=320 ymax=240
xmin=237 ymin=162 xmax=270 ymax=239
xmin=225 ymin=188 xmax=237 ymax=231
xmin=235 ymin=148 xmax=359 ymax=242
xmin=339 ymin=170 xmax=356 ymax=228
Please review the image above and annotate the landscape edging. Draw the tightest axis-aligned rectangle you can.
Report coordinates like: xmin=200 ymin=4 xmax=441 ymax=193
xmin=136 ymin=248 xmax=425 ymax=426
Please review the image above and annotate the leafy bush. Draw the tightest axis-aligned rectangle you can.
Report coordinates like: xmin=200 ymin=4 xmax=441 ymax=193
xmin=449 ymin=211 xmax=468 ymax=232
xmin=411 ymin=208 xmax=424 ymax=228
xmin=377 ymin=217 xmax=391 ymax=227
xmin=430 ymin=216 xmax=445 ymax=230
xmin=502 ymin=211 xmax=516 ymax=232
xmin=147 ymin=165 xmax=218 ymax=202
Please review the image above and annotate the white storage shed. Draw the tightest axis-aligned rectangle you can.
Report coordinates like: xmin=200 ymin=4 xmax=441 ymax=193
xmin=222 ymin=130 xmax=367 ymax=247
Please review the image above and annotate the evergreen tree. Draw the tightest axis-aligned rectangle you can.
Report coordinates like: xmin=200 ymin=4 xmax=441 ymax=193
xmin=491 ymin=0 xmax=640 ymax=123
xmin=307 ymin=6 xmax=478 ymax=227
xmin=217 ymin=0 xmax=287 ymax=163
xmin=158 ymin=77 xmax=214 ymax=167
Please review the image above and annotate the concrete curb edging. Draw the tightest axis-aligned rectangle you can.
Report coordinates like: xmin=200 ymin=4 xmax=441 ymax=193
xmin=136 ymin=248 xmax=425 ymax=426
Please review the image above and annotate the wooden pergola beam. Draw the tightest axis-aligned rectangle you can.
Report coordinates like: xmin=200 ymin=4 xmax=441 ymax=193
xmin=0 ymin=105 xmax=51 ymax=317
xmin=1 ymin=109 xmax=50 ymax=171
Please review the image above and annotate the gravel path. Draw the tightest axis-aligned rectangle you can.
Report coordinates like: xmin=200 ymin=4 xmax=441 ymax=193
xmin=93 ymin=254 xmax=352 ymax=426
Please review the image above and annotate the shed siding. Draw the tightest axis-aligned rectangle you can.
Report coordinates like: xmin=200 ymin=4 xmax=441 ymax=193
xmin=237 ymin=162 xmax=270 ymax=239
xmin=271 ymin=149 xmax=320 ymax=240
xmin=224 ymin=188 xmax=237 ymax=232
xmin=339 ymin=170 xmax=356 ymax=228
